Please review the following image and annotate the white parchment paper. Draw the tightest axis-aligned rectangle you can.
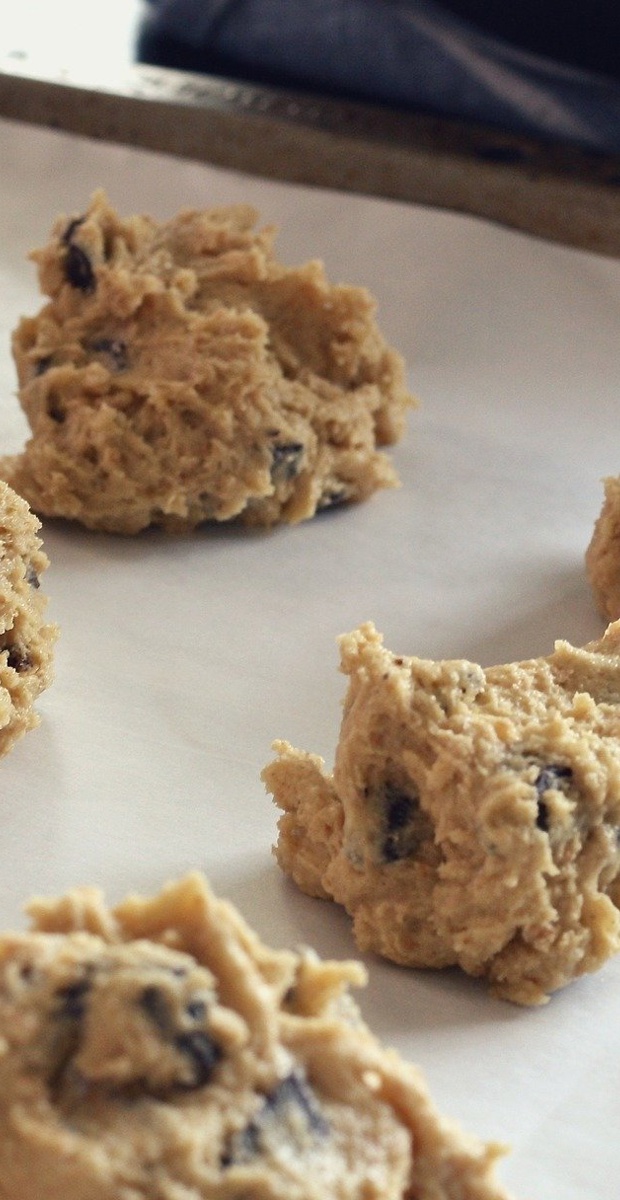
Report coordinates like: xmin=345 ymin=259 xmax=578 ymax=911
xmin=1 ymin=114 xmax=620 ymax=1199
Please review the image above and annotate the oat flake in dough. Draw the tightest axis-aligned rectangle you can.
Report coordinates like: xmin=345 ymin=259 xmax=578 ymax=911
xmin=264 ymin=621 xmax=620 ymax=1005
xmin=2 ymin=190 xmax=412 ymax=534
xmin=0 ymin=872 xmax=512 ymax=1199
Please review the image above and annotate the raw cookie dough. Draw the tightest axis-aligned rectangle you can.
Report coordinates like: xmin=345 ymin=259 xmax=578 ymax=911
xmin=0 ymin=479 xmax=55 ymax=756
xmin=0 ymin=872 xmax=511 ymax=1200
xmin=264 ymin=621 xmax=620 ymax=1005
xmin=586 ymin=475 xmax=620 ymax=620
xmin=3 ymin=190 xmax=412 ymax=534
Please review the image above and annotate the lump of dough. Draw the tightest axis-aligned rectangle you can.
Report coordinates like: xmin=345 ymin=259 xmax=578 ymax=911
xmin=586 ymin=475 xmax=620 ymax=620
xmin=0 ymin=479 xmax=56 ymax=755
xmin=264 ymin=621 xmax=620 ymax=1005
xmin=3 ymin=191 xmax=413 ymax=534
xmin=0 ymin=871 xmax=512 ymax=1199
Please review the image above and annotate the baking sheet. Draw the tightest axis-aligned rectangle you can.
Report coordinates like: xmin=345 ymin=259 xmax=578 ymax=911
xmin=2 ymin=113 xmax=620 ymax=1199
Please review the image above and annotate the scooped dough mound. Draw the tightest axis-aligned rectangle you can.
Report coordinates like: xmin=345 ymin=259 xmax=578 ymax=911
xmin=0 ymin=872 xmax=511 ymax=1200
xmin=2 ymin=190 xmax=412 ymax=534
xmin=264 ymin=621 xmax=620 ymax=1005
xmin=586 ymin=475 xmax=620 ymax=620
xmin=0 ymin=479 xmax=55 ymax=755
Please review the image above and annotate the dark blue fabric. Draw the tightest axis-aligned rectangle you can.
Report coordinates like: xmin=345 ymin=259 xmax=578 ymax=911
xmin=137 ymin=0 xmax=620 ymax=154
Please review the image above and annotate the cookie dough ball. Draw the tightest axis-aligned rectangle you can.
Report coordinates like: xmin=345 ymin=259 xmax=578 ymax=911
xmin=586 ymin=476 xmax=620 ymax=620
xmin=264 ymin=621 xmax=620 ymax=1005
xmin=0 ymin=872 xmax=510 ymax=1200
xmin=0 ymin=480 xmax=55 ymax=756
xmin=3 ymin=190 xmax=412 ymax=534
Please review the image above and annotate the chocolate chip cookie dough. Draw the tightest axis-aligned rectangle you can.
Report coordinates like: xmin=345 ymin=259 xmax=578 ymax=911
xmin=586 ymin=476 xmax=620 ymax=620
xmin=2 ymin=190 xmax=412 ymax=534
xmin=264 ymin=621 xmax=620 ymax=1005
xmin=0 ymin=480 xmax=55 ymax=756
xmin=0 ymin=872 xmax=511 ymax=1200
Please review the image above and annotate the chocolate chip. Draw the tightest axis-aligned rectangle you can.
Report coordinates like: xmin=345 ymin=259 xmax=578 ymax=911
xmin=186 ymin=998 xmax=207 ymax=1021
xmin=6 ymin=646 xmax=32 ymax=673
xmin=317 ymin=488 xmax=348 ymax=510
xmin=88 ymin=338 xmax=129 ymax=371
xmin=534 ymin=764 xmax=573 ymax=832
xmin=536 ymin=801 xmax=550 ymax=833
xmin=61 ymin=216 xmax=96 ymax=292
xmin=175 ymin=1031 xmax=221 ymax=1089
xmin=56 ymin=979 xmax=91 ymax=1020
xmin=34 ymin=355 xmax=54 ymax=377
xmin=65 ymin=243 xmax=96 ymax=293
xmin=139 ymin=985 xmax=171 ymax=1033
xmin=223 ymin=1071 xmax=329 ymax=1166
xmin=264 ymin=1072 xmax=328 ymax=1135
xmin=380 ymin=782 xmax=430 ymax=862
xmin=271 ymin=442 xmax=304 ymax=482
xmin=386 ymin=791 xmax=414 ymax=831
xmin=46 ymin=393 xmax=65 ymax=423
xmin=140 ymin=984 xmax=207 ymax=1035
xmin=62 ymin=217 xmax=86 ymax=245
xmin=535 ymin=765 xmax=573 ymax=793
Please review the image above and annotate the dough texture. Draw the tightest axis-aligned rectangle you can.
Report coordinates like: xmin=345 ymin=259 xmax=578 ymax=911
xmin=3 ymin=191 xmax=412 ymax=534
xmin=586 ymin=475 xmax=620 ymax=620
xmin=0 ymin=479 xmax=55 ymax=756
xmin=0 ymin=872 xmax=511 ymax=1200
xmin=264 ymin=622 xmax=620 ymax=1005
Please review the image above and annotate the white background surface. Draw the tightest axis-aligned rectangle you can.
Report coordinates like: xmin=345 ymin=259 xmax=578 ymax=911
xmin=1 ymin=113 xmax=620 ymax=1199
